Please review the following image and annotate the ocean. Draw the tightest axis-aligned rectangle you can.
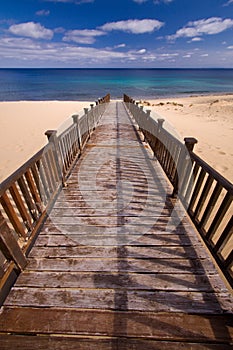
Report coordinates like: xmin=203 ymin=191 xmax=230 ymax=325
xmin=0 ymin=68 xmax=233 ymax=101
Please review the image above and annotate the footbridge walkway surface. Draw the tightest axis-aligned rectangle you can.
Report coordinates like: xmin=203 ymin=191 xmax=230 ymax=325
xmin=0 ymin=100 xmax=232 ymax=349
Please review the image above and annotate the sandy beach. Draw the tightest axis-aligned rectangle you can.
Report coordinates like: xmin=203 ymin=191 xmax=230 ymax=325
xmin=139 ymin=94 xmax=233 ymax=183
xmin=0 ymin=95 xmax=232 ymax=183
xmin=0 ymin=101 xmax=90 ymax=182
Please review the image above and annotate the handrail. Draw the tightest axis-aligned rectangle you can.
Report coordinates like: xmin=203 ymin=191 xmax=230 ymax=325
xmin=124 ymin=94 xmax=233 ymax=289
xmin=0 ymin=93 xmax=110 ymax=305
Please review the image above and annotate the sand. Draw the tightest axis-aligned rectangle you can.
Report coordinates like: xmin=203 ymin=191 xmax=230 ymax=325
xmin=139 ymin=94 xmax=233 ymax=183
xmin=0 ymin=101 xmax=90 ymax=182
xmin=0 ymin=95 xmax=232 ymax=183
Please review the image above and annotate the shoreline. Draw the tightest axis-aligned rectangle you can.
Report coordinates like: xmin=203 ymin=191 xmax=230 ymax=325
xmin=0 ymin=94 xmax=232 ymax=183
xmin=1 ymin=91 xmax=233 ymax=103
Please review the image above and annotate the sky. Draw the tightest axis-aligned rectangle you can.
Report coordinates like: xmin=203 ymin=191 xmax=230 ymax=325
xmin=0 ymin=0 xmax=233 ymax=68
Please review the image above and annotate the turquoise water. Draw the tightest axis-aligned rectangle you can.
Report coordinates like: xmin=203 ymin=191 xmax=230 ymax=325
xmin=0 ymin=68 xmax=233 ymax=101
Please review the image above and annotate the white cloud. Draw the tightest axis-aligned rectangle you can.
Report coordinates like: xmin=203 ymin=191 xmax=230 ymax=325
xmin=227 ymin=46 xmax=233 ymax=49
xmin=114 ymin=43 xmax=126 ymax=48
xmin=36 ymin=10 xmax=50 ymax=16
xmin=0 ymin=37 xmax=136 ymax=64
xmin=1 ymin=36 xmax=233 ymax=67
xmin=137 ymin=48 xmax=147 ymax=54
xmin=63 ymin=29 xmax=105 ymax=44
xmin=0 ymin=36 xmax=179 ymax=66
xmin=223 ymin=0 xmax=233 ymax=6
xmin=100 ymin=19 xmax=164 ymax=34
xmin=9 ymin=22 xmax=53 ymax=40
xmin=168 ymin=17 xmax=233 ymax=40
xmin=190 ymin=37 xmax=203 ymax=42
xmin=201 ymin=53 xmax=209 ymax=57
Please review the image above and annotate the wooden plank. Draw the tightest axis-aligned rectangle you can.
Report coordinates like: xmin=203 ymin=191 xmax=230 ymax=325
xmin=26 ymin=257 xmax=216 ymax=274
xmin=0 ymin=307 xmax=232 ymax=343
xmin=34 ymin=233 xmax=197 ymax=247
xmin=0 ymin=334 xmax=232 ymax=350
xmin=28 ymin=245 xmax=208 ymax=259
xmin=38 ymin=223 xmax=201 ymax=239
xmin=50 ymin=207 xmax=184 ymax=217
xmin=6 ymin=287 xmax=232 ymax=313
xmin=16 ymin=271 xmax=222 ymax=292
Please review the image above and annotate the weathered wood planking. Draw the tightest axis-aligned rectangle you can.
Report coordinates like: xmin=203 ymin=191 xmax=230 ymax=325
xmin=0 ymin=101 xmax=232 ymax=348
xmin=16 ymin=271 xmax=223 ymax=292
xmin=23 ymin=256 xmax=218 ymax=274
xmin=34 ymin=233 xmax=199 ymax=247
xmin=28 ymin=245 xmax=208 ymax=259
xmin=1 ymin=335 xmax=232 ymax=350
xmin=5 ymin=287 xmax=232 ymax=313
xmin=0 ymin=307 xmax=233 ymax=343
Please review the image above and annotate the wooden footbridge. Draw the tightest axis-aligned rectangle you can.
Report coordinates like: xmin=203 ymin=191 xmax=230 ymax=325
xmin=0 ymin=94 xmax=232 ymax=349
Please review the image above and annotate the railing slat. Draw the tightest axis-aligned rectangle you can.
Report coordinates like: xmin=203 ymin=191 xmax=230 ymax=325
xmin=193 ymin=174 xmax=214 ymax=221
xmin=224 ymin=250 xmax=233 ymax=269
xmin=183 ymin=162 xmax=200 ymax=206
xmin=198 ymin=183 xmax=223 ymax=233
xmin=41 ymin=155 xmax=53 ymax=195
xmin=0 ymin=193 xmax=26 ymax=238
xmin=0 ymin=211 xmax=27 ymax=271
xmin=18 ymin=177 xmax=38 ymax=221
xmin=188 ymin=167 xmax=206 ymax=213
xmin=214 ymin=216 xmax=233 ymax=254
xmin=25 ymin=170 xmax=43 ymax=214
xmin=9 ymin=183 xmax=32 ymax=230
xmin=36 ymin=160 xmax=49 ymax=202
xmin=205 ymin=193 xmax=232 ymax=241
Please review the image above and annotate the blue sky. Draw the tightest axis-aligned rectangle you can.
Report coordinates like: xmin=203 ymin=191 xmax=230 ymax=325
xmin=0 ymin=0 xmax=233 ymax=68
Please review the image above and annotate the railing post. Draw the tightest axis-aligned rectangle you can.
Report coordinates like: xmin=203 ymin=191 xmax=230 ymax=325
xmin=84 ymin=107 xmax=91 ymax=139
xmin=172 ymin=136 xmax=198 ymax=198
xmin=155 ymin=118 xmax=165 ymax=160
xmin=90 ymin=103 xmax=95 ymax=129
xmin=138 ymin=105 xmax=144 ymax=136
xmin=157 ymin=118 xmax=165 ymax=130
xmin=72 ymin=114 xmax=83 ymax=154
xmin=45 ymin=130 xmax=66 ymax=187
xmin=184 ymin=137 xmax=198 ymax=152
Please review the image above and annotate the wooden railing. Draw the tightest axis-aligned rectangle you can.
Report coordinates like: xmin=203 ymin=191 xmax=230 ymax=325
xmin=124 ymin=94 xmax=233 ymax=289
xmin=0 ymin=94 xmax=110 ymax=305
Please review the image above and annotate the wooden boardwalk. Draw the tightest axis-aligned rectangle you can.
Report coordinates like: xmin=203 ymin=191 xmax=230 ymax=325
xmin=0 ymin=101 xmax=232 ymax=349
